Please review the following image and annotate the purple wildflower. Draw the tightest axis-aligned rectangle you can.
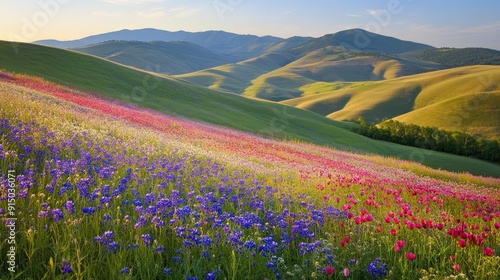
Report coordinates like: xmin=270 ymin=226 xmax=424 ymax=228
xmin=51 ymin=208 xmax=64 ymax=222
xmin=61 ymin=259 xmax=72 ymax=274
xmin=141 ymin=234 xmax=153 ymax=247
xmin=64 ymin=200 xmax=75 ymax=214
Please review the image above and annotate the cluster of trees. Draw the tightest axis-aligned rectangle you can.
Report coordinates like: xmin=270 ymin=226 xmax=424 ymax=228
xmin=418 ymin=47 xmax=500 ymax=67
xmin=355 ymin=118 xmax=500 ymax=163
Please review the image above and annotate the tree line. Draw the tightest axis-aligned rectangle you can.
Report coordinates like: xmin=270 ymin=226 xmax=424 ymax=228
xmin=418 ymin=47 xmax=500 ymax=67
xmin=355 ymin=118 xmax=500 ymax=163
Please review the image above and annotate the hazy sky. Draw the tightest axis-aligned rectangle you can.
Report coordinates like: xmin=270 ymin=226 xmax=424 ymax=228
xmin=2 ymin=0 xmax=499 ymax=49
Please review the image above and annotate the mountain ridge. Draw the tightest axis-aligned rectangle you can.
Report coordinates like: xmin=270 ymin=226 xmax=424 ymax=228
xmin=34 ymin=28 xmax=312 ymax=60
xmin=287 ymin=28 xmax=435 ymax=56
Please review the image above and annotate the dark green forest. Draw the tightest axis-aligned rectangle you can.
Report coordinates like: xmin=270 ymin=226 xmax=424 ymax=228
xmin=418 ymin=47 xmax=500 ymax=67
xmin=355 ymin=118 xmax=500 ymax=163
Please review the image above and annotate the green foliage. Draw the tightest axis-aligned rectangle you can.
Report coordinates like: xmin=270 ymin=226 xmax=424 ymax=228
xmin=356 ymin=119 xmax=500 ymax=163
xmin=418 ymin=48 xmax=500 ymax=67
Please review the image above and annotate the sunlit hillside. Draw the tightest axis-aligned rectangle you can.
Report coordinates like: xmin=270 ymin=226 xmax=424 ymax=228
xmin=283 ymin=65 xmax=500 ymax=139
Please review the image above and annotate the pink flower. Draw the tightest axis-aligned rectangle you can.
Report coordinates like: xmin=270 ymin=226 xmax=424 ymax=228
xmin=325 ymin=266 xmax=334 ymax=275
xmin=396 ymin=240 xmax=406 ymax=247
xmin=394 ymin=244 xmax=401 ymax=252
xmin=458 ymin=239 xmax=467 ymax=248
xmin=343 ymin=267 xmax=350 ymax=277
xmin=483 ymin=247 xmax=494 ymax=257
xmin=453 ymin=263 xmax=460 ymax=271
xmin=405 ymin=252 xmax=416 ymax=261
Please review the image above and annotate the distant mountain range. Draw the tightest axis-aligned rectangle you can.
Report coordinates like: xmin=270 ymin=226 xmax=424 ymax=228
xmin=34 ymin=28 xmax=312 ymax=60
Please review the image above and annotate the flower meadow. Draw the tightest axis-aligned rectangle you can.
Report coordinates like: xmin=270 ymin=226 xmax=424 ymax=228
xmin=0 ymin=71 xmax=500 ymax=279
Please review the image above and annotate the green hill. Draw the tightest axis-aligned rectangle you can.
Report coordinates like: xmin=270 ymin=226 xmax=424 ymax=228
xmin=282 ymin=65 xmax=500 ymax=139
xmin=178 ymin=46 xmax=444 ymax=102
xmin=1 ymin=40 xmax=499 ymax=177
xmin=74 ymin=40 xmax=236 ymax=75
xmin=416 ymin=47 xmax=500 ymax=67
xmin=174 ymin=52 xmax=296 ymax=93
xmin=287 ymin=28 xmax=434 ymax=56
xmin=242 ymin=47 xmax=444 ymax=101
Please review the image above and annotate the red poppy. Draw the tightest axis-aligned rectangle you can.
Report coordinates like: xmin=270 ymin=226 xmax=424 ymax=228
xmin=482 ymin=247 xmax=494 ymax=257
xmin=405 ymin=252 xmax=416 ymax=261
xmin=458 ymin=239 xmax=467 ymax=248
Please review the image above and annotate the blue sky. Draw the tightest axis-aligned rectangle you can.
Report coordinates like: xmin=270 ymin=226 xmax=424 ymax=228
xmin=2 ymin=0 xmax=499 ymax=49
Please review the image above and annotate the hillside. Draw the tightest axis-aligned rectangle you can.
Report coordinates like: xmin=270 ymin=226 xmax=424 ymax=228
xmin=175 ymin=29 xmax=443 ymax=102
xmin=282 ymin=65 xmax=500 ymax=139
xmin=241 ymin=47 xmax=444 ymax=101
xmin=1 ymin=40 xmax=499 ymax=176
xmin=2 ymin=68 xmax=499 ymax=280
xmin=74 ymin=40 xmax=236 ymax=75
xmin=175 ymin=52 xmax=297 ymax=93
xmin=416 ymin=47 xmax=500 ymax=67
xmin=178 ymin=48 xmax=444 ymax=102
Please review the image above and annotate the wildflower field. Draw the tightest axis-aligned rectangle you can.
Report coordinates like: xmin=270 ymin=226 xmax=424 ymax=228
xmin=1 ymin=70 xmax=499 ymax=279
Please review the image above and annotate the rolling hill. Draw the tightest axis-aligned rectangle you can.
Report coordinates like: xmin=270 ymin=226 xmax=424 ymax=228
xmin=241 ymin=47 xmax=444 ymax=101
xmin=176 ymin=29 xmax=443 ymax=101
xmin=282 ymin=65 xmax=500 ymax=139
xmin=175 ymin=52 xmax=297 ymax=93
xmin=74 ymin=40 xmax=236 ymax=75
xmin=1 ymin=40 xmax=499 ymax=176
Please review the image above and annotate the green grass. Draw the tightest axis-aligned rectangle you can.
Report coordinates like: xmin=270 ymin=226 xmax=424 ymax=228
xmin=395 ymin=91 xmax=500 ymax=138
xmin=1 ymin=41 xmax=499 ymax=177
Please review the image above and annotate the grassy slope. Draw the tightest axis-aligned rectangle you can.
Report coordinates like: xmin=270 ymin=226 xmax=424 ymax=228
xmin=282 ymin=66 xmax=500 ymax=139
xmin=174 ymin=52 xmax=296 ymax=93
xmin=242 ymin=47 xmax=444 ymax=101
xmin=74 ymin=41 xmax=235 ymax=75
xmin=177 ymin=46 xmax=444 ymax=102
xmin=1 ymin=41 xmax=499 ymax=177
